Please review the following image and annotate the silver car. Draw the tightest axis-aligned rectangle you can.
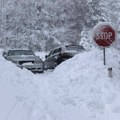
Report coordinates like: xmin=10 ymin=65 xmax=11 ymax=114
xmin=2 ymin=49 xmax=44 ymax=73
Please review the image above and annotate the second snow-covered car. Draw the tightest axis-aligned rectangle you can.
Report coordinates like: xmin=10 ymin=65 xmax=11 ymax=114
xmin=2 ymin=49 xmax=44 ymax=73
xmin=44 ymin=45 xmax=85 ymax=70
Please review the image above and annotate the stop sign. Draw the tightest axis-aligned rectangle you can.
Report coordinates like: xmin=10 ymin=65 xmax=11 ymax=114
xmin=93 ymin=23 xmax=116 ymax=47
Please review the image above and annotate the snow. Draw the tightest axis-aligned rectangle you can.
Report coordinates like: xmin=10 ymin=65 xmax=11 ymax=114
xmin=0 ymin=56 xmax=28 ymax=120
xmin=35 ymin=51 xmax=47 ymax=61
xmin=0 ymin=47 xmax=120 ymax=120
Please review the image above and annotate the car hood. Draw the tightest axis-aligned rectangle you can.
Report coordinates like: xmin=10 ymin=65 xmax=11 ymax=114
xmin=7 ymin=55 xmax=40 ymax=62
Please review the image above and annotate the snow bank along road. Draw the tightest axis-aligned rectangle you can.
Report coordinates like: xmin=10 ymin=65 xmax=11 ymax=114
xmin=0 ymin=48 xmax=120 ymax=120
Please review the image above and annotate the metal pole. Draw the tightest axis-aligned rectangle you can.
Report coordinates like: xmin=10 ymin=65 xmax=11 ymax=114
xmin=103 ymin=48 xmax=106 ymax=65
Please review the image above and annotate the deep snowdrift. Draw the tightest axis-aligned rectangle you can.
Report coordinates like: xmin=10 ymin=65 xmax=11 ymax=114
xmin=48 ymin=48 xmax=120 ymax=120
xmin=0 ymin=48 xmax=120 ymax=120
xmin=0 ymin=49 xmax=33 ymax=120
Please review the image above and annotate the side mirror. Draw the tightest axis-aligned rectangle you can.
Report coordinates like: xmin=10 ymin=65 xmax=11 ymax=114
xmin=45 ymin=55 xmax=48 ymax=58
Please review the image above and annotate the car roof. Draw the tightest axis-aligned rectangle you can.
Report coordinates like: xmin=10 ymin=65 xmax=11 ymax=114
xmin=5 ymin=48 xmax=32 ymax=53
xmin=51 ymin=45 xmax=85 ymax=53
xmin=65 ymin=45 xmax=85 ymax=49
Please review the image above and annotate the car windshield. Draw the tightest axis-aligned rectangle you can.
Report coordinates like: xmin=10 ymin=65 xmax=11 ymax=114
xmin=8 ymin=50 xmax=34 ymax=56
xmin=66 ymin=45 xmax=84 ymax=52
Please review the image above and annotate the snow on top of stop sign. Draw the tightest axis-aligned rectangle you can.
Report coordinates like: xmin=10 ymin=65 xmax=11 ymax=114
xmin=93 ymin=22 xmax=115 ymax=30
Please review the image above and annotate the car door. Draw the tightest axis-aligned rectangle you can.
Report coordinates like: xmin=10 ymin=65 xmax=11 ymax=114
xmin=44 ymin=50 xmax=56 ymax=69
xmin=46 ymin=49 xmax=58 ymax=63
xmin=44 ymin=48 xmax=61 ymax=69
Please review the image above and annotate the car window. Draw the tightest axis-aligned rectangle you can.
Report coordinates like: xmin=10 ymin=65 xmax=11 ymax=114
xmin=48 ymin=51 xmax=53 ymax=57
xmin=8 ymin=50 xmax=34 ymax=56
xmin=57 ymin=48 xmax=62 ymax=53
xmin=52 ymin=49 xmax=58 ymax=55
xmin=52 ymin=47 xmax=62 ymax=55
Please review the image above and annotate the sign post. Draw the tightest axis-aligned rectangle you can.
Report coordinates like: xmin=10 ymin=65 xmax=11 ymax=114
xmin=93 ymin=22 xmax=116 ymax=65
xmin=103 ymin=48 xmax=106 ymax=65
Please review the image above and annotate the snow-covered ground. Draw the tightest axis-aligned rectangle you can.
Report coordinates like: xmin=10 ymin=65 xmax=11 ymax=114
xmin=0 ymin=48 xmax=120 ymax=120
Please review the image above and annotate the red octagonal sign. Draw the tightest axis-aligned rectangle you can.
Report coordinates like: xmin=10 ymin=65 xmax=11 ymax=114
xmin=93 ymin=23 xmax=116 ymax=47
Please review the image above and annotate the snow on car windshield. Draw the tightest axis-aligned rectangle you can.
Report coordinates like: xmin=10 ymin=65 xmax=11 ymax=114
xmin=8 ymin=50 xmax=34 ymax=56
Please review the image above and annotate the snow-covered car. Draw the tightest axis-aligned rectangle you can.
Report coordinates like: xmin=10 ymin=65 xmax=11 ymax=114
xmin=44 ymin=45 xmax=85 ymax=70
xmin=2 ymin=49 xmax=44 ymax=73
